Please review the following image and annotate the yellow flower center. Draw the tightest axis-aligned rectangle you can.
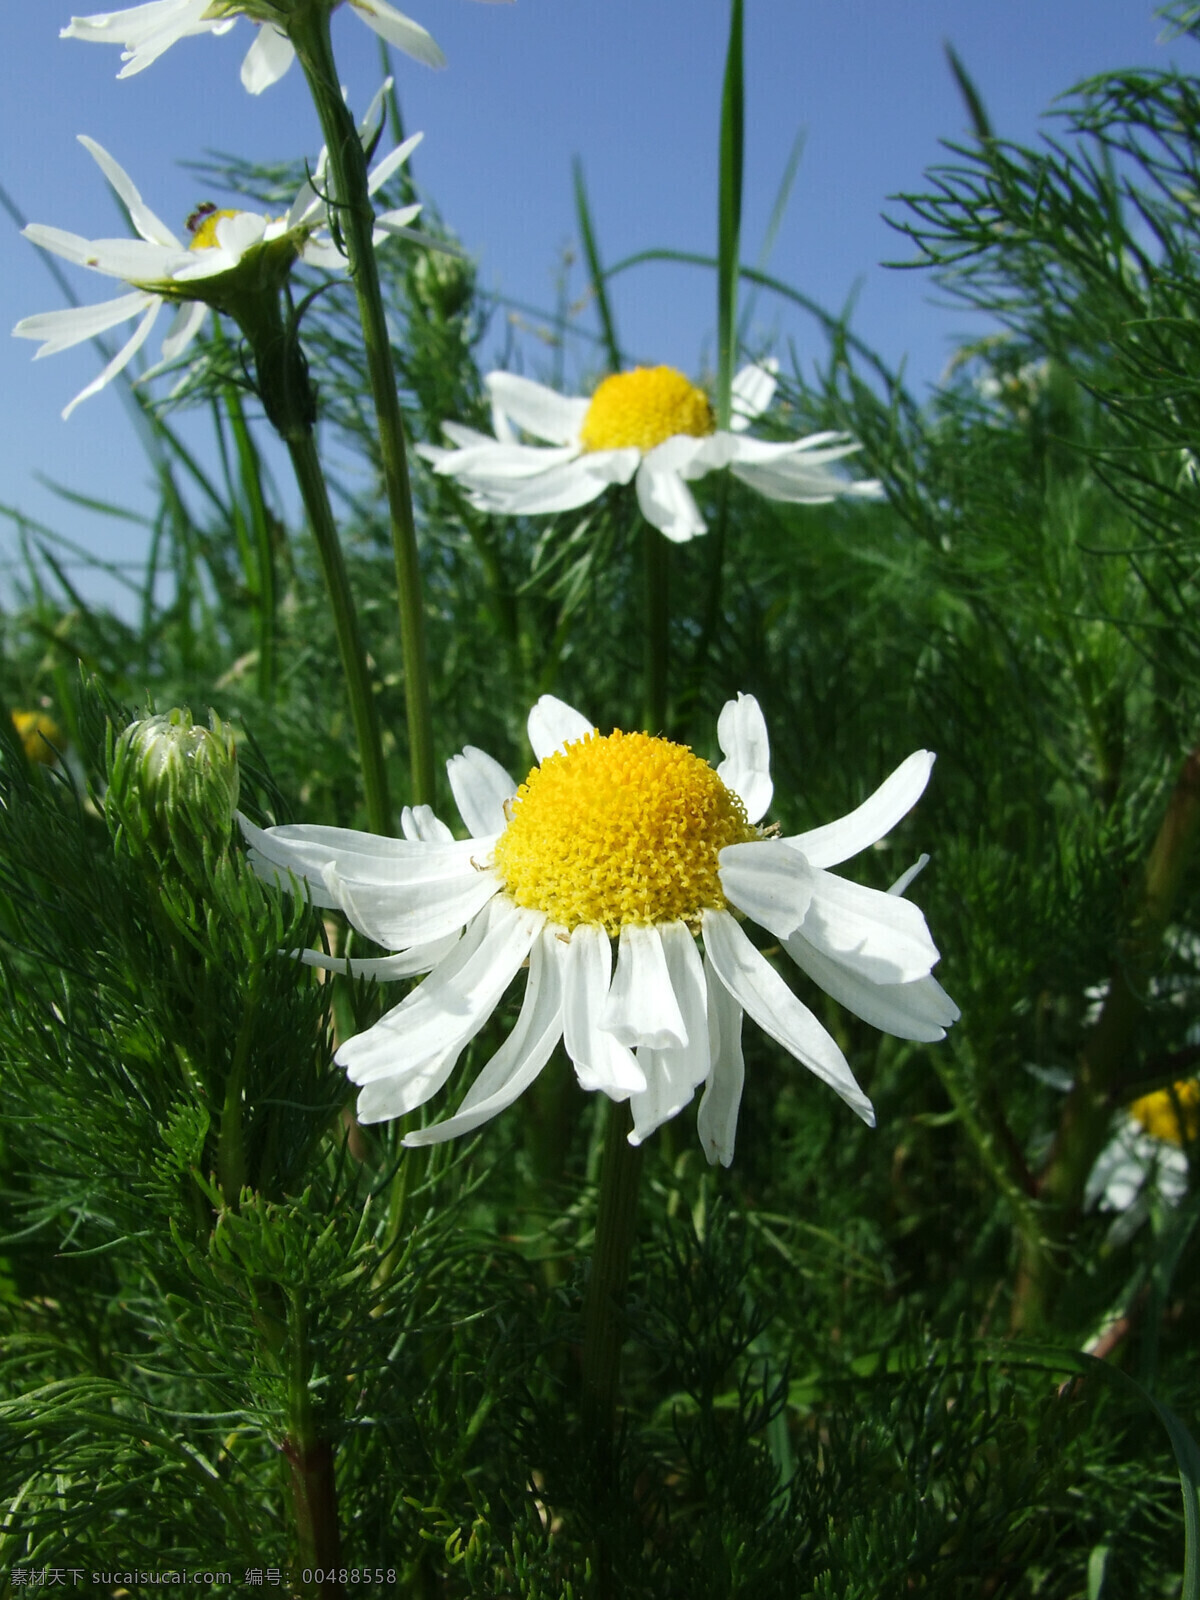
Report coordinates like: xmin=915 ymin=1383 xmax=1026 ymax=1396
xmin=492 ymin=729 xmax=755 ymax=935
xmin=187 ymin=205 xmax=242 ymax=251
xmin=1130 ymin=1080 xmax=1200 ymax=1147
xmin=11 ymin=710 xmax=64 ymax=765
xmin=579 ymin=366 xmax=716 ymax=454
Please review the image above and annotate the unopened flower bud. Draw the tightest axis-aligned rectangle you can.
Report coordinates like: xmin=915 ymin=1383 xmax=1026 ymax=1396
xmin=411 ymin=247 xmax=474 ymax=321
xmin=107 ymin=708 xmax=239 ymax=880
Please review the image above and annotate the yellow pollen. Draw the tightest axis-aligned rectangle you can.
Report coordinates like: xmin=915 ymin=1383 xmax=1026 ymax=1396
xmin=1130 ymin=1079 xmax=1200 ymax=1147
xmin=492 ymin=729 xmax=756 ymax=935
xmin=579 ymin=366 xmax=716 ymax=454
xmin=187 ymin=207 xmax=241 ymax=250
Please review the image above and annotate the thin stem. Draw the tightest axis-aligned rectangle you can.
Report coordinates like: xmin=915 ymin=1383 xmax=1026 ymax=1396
xmin=580 ymin=1099 xmax=644 ymax=1597
xmin=291 ymin=8 xmax=436 ymax=807
xmin=285 ymin=1289 xmax=344 ymax=1600
xmin=642 ymin=522 xmax=670 ymax=736
xmin=287 ymin=428 xmax=392 ymax=836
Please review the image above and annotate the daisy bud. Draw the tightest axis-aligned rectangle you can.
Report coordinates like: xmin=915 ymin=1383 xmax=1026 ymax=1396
xmin=108 ymin=708 xmax=239 ymax=881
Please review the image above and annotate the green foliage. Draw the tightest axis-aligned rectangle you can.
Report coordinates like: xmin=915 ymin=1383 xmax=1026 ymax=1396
xmin=4 ymin=19 xmax=1200 ymax=1598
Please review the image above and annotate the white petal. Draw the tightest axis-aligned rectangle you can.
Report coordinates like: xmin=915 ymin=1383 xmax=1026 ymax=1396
xmin=351 ymin=0 xmax=447 ymax=68
xmin=702 ymin=909 xmax=874 ymax=1125
xmin=23 ymin=225 xmax=185 ymax=281
xmin=340 ymin=895 xmax=542 ymax=1101
xmin=718 ymin=838 xmax=815 ymax=940
xmin=368 ymin=133 xmax=424 ymax=195
xmin=716 ymin=691 xmax=772 ymax=823
xmin=330 ymin=863 xmax=500 ymax=952
xmin=401 ymin=804 xmax=454 ymax=843
xmin=448 ymin=745 xmax=518 ymax=838
xmin=696 ymin=953 xmax=746 ymax=1167
xmin=888 ymin=854 xmax=929 ymax=897
xmin=239 ymin=813 xmax=482 ymax=885
xmin=627 ymin=923 xmax=709 ymax=1145
xmin=787 ymin=751 xmax=935 ymax=868
xmin=469 ymin=456 xmax=631 ymax=515
xmin=527 ymin=695 xmax=594 ymax=763
xmin=431 ymin=439 xmax=581 ymax=482
xmin=635 ymin=462 xmax=706 ymax=542
xmin=486 ymin=372 xmax=590 ymax=444
xmin=296 ymin=933 xmax=460 ymax=979
xmin=77 ymin=136 xmax=179 ymax=247
xmin=561 ymin=923 xmax=645 ymax=1096
xmin=14 ymin=291 xmax=151 ymax=356
xmin=158 ymin=297 xmax=208 ymax=361
xmin=403 ymin=925 xmax=565 ymax=1145
xmin=601 ymin=922 xmax=688 ymax=1050
xmin=730 ymin=359 xmax=778 ymax=430
xmin=240 ymin=24 xmax=294 ymax=93
xmin=62 ymin=299 xmax=161 ymax=418
xmin=800 ymin=870 xmax=940 ymax=983
xmin=784 ymin=931 xmax=959 ymax=1042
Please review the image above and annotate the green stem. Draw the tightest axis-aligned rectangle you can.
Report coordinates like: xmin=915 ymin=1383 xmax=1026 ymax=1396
xmin=286 ymin=427 xmax=392 ymax=835
xmin=580 ymin=1099 xmax=644 ymax=1596
xmin=285 ymin=1289 xmax=344 ymax=1600
xmin=643 ymin=522 xmax=669 ymax=736
xmin=291 ymin=7 xmax=436 ymax=808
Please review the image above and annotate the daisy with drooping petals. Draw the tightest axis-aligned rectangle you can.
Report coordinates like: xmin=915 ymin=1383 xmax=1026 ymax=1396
xmin=417 ymin=363 xmax=884 ymax=544
xmin=242 ymin=693 xmax=957 ymax=1165
xmin=60 ymin=0 xmax=503 ymax=88
xmin=13 ymin=87 xmax=427 ymax=419
xmin=1086 ymin=1079 xmax=1197 ymax=1234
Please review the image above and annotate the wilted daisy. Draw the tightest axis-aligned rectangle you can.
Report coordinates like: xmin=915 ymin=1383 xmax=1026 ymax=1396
xmin=242 ymin=693 xmax=957 ymax=1164
xmin=1087 ymin=1079 xmax=1197 ymax=1229
xmin=13 ymin=93 xmax=425 ymax=419
xmin=60 ymin=0 xmax=497 ymax=88
xmin=418 ymin=363 xmax=884 ymax=543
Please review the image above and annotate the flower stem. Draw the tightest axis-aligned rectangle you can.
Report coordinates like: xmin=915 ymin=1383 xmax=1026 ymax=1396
xmin=581 ymin=1099 xmax=644 ymax=1593
xmin=285 ymin=427 xmax=392 ymax=835
xmin=290 ymin=8 xmax=436 ymax=807
xmin=285 ymin=1288 xmax=344 ymax=1600
xmin=642 ymin=522 xmax=670 ymax=736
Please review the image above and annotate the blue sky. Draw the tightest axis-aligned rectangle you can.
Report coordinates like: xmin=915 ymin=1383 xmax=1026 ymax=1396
xmin=0 ymin=1 xmax=1185 ymax=609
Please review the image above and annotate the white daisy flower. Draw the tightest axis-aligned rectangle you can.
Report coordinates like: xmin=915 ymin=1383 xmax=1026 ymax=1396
xmin=1086 ymin=1080 xmax=1196 ymax=1227
xmin=13 ymin=91 xmax=425 ymax=419
xmin=60 ymin=0 xmax=502 ymax=89
xmin=417 ymin=363 xmax=885 ymax=544
xmin=241 ymin=693 xmax=957 ymax=1165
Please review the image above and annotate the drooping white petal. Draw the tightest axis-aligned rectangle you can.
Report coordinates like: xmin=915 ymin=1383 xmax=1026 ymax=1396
xmin=448 ymin=745 xmax=517 ymax=838
xmin=888 ymin=854 xmax=929 ymax=897
xmin=62 ymin=298 xmax=161 ymax=418
xmin=729 ymin=359 xmax=779 ymax=430
xmin=730 ymin=455 xmax=885 ymax=505
xmin=295 ymin=932 xmax=460 ymax=980
xmin=470 ymin=455 xmax=636 ymax=515
xmin=351 ymin=0 xmax=447 ymax=69
xmin=787 ymin=751 xmax=935 ymax=868
xmin=696 ymin=953 xmax=746 ymax=1167
xmin=401 ymin=804 xmax=455 ymax=843
xmin=627 ymin=923 xmax=709 ymax=1145
xmin=635 ymin=460 xmax=707 ymax=543
xmin=240 ymin=23 xmax=294 ymax=94
xmin=716 ymin=691 xmax=772 ymax=823
xmin=77 ymin=136 xmax=180 ymax=247
xmin=702 ymin=908 xmax=874 ymax=1125
xmin=340 ymin=895 xmax=543 ymax=1100
xmin=329 ymin=862 xmax=500 ymax=952
xmin=239 ymin=813 xmax=482 ymax=885
xmin=784 ymin=931 xmax=959 ymax=1042
xmin=486 ymin=372 xmax=590 ymax=445
xmin=799 ymin=869 xmax=940 ymax=984
xmin=367 ymin=133 xmax=424 ymax=195
xmin=14 ymin=291 xmax=152 ymax=357
xmin=403 ymin=925 xmax=565 ymax=1146
xmin=158 ymin=297 xmax=209 ymax=362
xmin=601 ymin=922 xmax=688 ymax=1050
xmin=428 ymin=439 xmax=580 ymax=482
xmin=527 ymin=696 xmax=594 ymax=763
xmin=561 ymin=923 xmax=645 ymax=1096
xmin=718 ymin=838 xmax=815 ymax=940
